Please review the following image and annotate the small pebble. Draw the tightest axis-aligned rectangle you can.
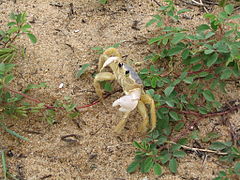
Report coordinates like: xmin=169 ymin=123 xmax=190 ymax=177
xmin=59 ymin=83 xmax=64 ymax=88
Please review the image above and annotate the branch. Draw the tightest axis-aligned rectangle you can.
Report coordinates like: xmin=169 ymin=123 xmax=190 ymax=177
xmin=167 ymin=141 xmax=228 ymax=155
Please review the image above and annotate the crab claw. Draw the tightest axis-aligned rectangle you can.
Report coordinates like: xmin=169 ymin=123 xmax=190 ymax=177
xmin=100 ymin=56 xmax=119 ymax=72
xmin=112 ymin=88 xmax=141 ymax=112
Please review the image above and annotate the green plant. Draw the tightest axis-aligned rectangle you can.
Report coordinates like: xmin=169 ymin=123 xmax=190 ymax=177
xmin=99 ymin=0 xmax=108 ymax=4
xmin=0 ymin=12 xmax=37 ymax=63
xmin=128 ymin=1 xmax=240 ymax=177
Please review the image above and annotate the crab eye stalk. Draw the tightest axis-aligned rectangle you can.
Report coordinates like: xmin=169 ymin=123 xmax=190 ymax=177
xmin=125 ymin=70 xmax=130 ymax=75
xmin=118 ymin=63 xmax=123 ymax=68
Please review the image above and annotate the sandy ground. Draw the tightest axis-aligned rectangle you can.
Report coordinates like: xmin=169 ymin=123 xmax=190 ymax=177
xmin=0 ymin=0 xmax=239 ymax=180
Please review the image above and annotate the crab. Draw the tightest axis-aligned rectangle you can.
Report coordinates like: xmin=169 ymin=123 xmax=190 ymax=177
xmin=93 ymin=48 xmax=156 ymax=133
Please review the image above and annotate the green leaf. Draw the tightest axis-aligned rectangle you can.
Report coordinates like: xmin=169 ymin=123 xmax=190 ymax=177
xmin=171 ymin=143 xmax=182 ymax=151
xmin=99 ymin=0 xmax=108 ymax=4
xmin=220 ymin=68 xmax=232 ymax=80
xmin=168 ymin=46 xmax=184 ymax=56
xmin=27 ymin=33 xmax=37 ymax=43
xmin=192 ymin=64 xmax=202 ymax=71
xmin=7 ymin=26 xmax=18 ymax=34
xmin=196 ymin=24 xmax=210 ymax=32
xmin=0 ymin=122 xmax=28 ymax=141
xmin=151 ymin=77 xmax=157 ymax=88
xmin=7 ymin=22 xmax=16 ymax=27
xmin=183 ymin=77 xmax=193 ymax=84
xmin=4 ymin=74 xmax=14 ymax=84
xmin=160 ymin=153 xmax=171 ymax=164
xmin=209 ymin=142 xmax=228 ymax=151
xmin=133 ymin=141 xmax=143 ymax=149
xmin=127 ymin=160 xmax=140 ymax=173
xmin=174 ymin=122 xmax=184 ymax=131
xmin=169 ymin=158 xmax=178 ymax=173
xmin=103 ymin=82 xmax=112 ymax=92
xmin=76 ymin=64 xmax=90 ymax=78
xmin=181 ymin=49 xmax=190 ymax=60
xmin=146 ymin=18 xmax=157 ymax=27
xmin=153 ymin=163 xmax=163 ymax=176
xmin=164 ymin=86 xmax=174 ymax=96
xmin=169 ymin=111 xmax=180 ymax=121
xmin=173 ymin=150 xmax=187 ymax=158
xmin=148 ymin=35 xmax=163 ymax=44
xmin=171 ymin=33 xmax=186 ymax=44
xmin=204 ymin=49 xmax=214 ymax=55
xmin=206 ymin=53 xmax=218 ymax=67
xmin=229 ymin=15 xmax=240 ymax=19
xmin=234 ymin=162 xmax=240 ymax=175
xmin=189 ymin=56 xmax=201 ymax=64
xmin=141 ymin=157 xmax=154 ymax=173
xmin=177 ymin=8 xmax=190 ymax=14
xmin=1 ymin=151 xmax=7 ymax=179
xmin=198 ymin=107 xmax=208 ymax=114
xmin=224 ymin=4 xmax=234 ymax=15
xmin=202 ymin=89 xmax=215 ymax=102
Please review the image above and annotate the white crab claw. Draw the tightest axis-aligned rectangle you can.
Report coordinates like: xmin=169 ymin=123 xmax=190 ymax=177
xmin=100 ymin=56 xmax=119 ymax=72
xmin=112 ymin=89 xmax=141 ymax=112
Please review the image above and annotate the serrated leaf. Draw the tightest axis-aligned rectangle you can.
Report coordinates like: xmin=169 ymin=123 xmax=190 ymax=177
xmin=76 ymin=64 xmax=90 ymax=78
xmin=27 ymin=33 xmax=37 ymax=43
xmin=127 ymin=160 xmax=140 ymax=173
xmin=224 ymin=4 xmax=234 ymax=15
xmin=206 ymin=53 xmax=218 ymax=67
xmin=202 ymin=89 xmax=215 ymax=102
xmin=153 ymin=163 xmax=163 ymax=176
xmin=169 ymin=111 xmax=180 ymax=121
xmin=169 ymin=158 xmax=178 ymax=174
xmin=173 ymin=150 xmax=186 ymax=158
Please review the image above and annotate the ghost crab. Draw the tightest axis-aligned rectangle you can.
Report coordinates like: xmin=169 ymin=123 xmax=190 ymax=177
xmin=93 ymin=48 xmax=156 ymax=133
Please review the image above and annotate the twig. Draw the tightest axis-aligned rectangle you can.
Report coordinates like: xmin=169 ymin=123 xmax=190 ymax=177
xmin=167 ymin=141 xmax=228 ymax=155
xmin=152 ymin=0 xmax=162 ymax=7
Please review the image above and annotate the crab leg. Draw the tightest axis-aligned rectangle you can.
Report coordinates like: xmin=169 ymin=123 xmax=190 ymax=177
xmin=98 ymin=54 xmax=108 ymax=71
xmin=140 ymin=94 xmax=156 ymax=131
xmin=114 ymin=111 xmax=131 ymax=134
xmin=93 ymin=72 xmax=115 ymax=99
xmin=137 ymin=100 xmax=150 ymax=133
